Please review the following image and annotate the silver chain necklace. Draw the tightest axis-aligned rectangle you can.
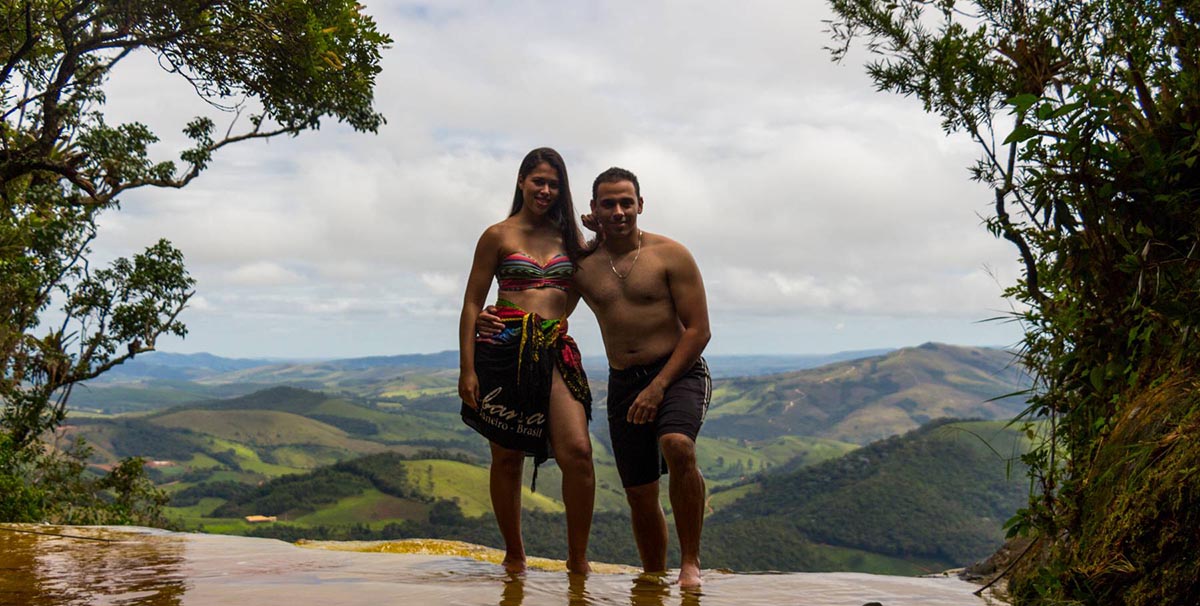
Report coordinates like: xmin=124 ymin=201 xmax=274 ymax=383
xmin=607 ymin=230 xmax=642 ymax=279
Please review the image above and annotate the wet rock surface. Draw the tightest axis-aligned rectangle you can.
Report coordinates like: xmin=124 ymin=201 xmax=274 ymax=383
xmin=0 ymin=525 xmax=990 ymax=605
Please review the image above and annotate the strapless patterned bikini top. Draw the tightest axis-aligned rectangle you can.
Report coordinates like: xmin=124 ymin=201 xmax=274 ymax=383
xmin=496 ymin=252 xmax=574 ymax=291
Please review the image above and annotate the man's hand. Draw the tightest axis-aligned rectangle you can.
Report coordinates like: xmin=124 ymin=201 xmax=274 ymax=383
xmin=476 ymin=305 xmax=503 ymax=337
xmin=581 ymin=213 xmax=601 ymax=234
xmin=627 ymin=383 xmax=665 ymax=424
xmin=459 ymin=371 xmax=480 ymax=409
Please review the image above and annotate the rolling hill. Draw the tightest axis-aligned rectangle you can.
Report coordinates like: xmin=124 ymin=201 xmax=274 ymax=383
xmin=703 ymin=419 xmax=1031 ymax=572
xmin=73 ymin=349 xmax=904 ymax=412
xmin=162 ymin=418 xmax=1030 ymax=574
xmin=705 ymin=342 xmax=1029 ymax=444
xmin=58 ymin=344 xmax=1036 ymax=575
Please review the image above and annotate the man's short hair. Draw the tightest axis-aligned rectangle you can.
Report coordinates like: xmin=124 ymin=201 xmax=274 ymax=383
xmin=592 ymin=167 xmax=640 ymax=199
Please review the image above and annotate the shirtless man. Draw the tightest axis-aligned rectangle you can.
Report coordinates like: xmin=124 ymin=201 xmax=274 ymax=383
xmin=480 ymin=167 xmax=712 ymax=587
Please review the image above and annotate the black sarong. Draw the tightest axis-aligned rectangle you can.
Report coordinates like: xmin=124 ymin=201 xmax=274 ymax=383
xmin=462 ymin=301 xmax=592 ymax=479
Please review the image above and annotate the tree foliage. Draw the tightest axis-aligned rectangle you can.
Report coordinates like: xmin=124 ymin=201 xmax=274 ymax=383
xmin=826 ymin=1 xmax=1199 ymax=603
xmin=706 ymin=420 xmax=1030 ymax=570
xmin=1 ymin=0 xmax=390 ymax=524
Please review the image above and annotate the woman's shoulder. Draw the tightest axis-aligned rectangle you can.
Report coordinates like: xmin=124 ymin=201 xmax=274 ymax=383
xmin=484 ymin=219 xmax=560 ymax=246
xmin=479 ymin=220 xmax=517 ymax=243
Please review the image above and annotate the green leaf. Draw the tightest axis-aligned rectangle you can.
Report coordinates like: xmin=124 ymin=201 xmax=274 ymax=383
xmin=1089 ymin=366 xmax=1106 ymax=392
xmin=1009 ymin=93 xmax=1040 ymax=113
xmin=1003 ymin=124 xmax=1039 ymax=145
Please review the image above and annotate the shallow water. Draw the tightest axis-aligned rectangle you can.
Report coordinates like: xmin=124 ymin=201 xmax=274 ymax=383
xmin=0 ymin=525 xmax=990 ymax=605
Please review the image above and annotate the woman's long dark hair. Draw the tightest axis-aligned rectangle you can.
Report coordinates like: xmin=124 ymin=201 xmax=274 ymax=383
xmin=509 ymin=147 xmax=586 ymax=261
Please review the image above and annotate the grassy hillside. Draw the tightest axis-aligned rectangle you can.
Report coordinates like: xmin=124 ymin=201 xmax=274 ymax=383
xmin=705 ymin=343 xmax=1029 ymax=444
xmin=150 ymin=409 xmax=388 ymax=452
xmin=69 ymin=383 xmax=856 ymax=513
xmin=73 ymin=350 xmax=906 ymax=412
xmin=398 ymin=459 xmax=564 ymax=517
xmin=60 ymin=348 xmax=1036 ymax=576
xmin=73 ymin=345 xmax=1025 ymax=436
xmin=160 ymin=386 xmax=471 ymax=445
xmin=170 ymin=418 xmax=1024 ymax=575
xmin=198 ymin=362 xmax=460 ymax=400
xmin=704 ymin=419 xmax=1030 ymax=571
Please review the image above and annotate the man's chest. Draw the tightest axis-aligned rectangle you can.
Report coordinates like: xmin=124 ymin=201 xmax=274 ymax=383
xmin=578 ymin=260 xmax=670 ymax=308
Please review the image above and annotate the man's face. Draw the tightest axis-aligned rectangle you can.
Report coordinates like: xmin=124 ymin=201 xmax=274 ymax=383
xmin=591 ymin=180 xmax=642 ymax=237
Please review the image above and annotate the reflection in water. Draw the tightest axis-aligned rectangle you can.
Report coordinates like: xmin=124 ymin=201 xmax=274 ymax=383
xmin=495 ymin=569 xmax=694 ymax=606
xmin=0 ymin=526 xmax=187 ymax=606
xmin=0 ymin=525 xmax=988 ymax=605
xmin=500 ymin=573 xmax=525 ymax=606
xmin=630 ymin=572 xmax=671 ymax=606
xmin=499 ymin=572 xmax=599 ymax=606
xmin=568 ymin=572 xmax=593 ymax=606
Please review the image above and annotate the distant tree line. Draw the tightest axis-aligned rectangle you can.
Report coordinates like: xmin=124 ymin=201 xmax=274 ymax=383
xmin=183 ymin=450 xmax=475 ymax=516
xmin=706 ymin=420 xmax=1028 ymax=569
xmin=73 ymin=417 xmax=200 ymax=461
xmin=307 ymin=415 xmax=378 ymax=436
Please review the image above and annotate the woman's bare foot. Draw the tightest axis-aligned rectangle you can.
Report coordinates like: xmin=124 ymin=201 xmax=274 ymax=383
xmin=677 ymin=563 xmax=702 ymax=589
xmin=502 ymin=555 xmax=527 ymax=574
xmin=566 ymin=557 xmax=591 ymax=575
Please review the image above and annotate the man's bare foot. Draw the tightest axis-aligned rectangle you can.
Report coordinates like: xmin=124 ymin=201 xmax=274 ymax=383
xmin=501 ymin=555 xmax=526 ymax=574
xmin=677 ymin=563 xmax=702 ymax=589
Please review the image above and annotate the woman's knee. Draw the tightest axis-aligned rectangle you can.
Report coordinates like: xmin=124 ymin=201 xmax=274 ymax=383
xmin=491 ymin=446 xmax=525 ymax=474
xmin=555 ymin=439 xmax=593 ymax=474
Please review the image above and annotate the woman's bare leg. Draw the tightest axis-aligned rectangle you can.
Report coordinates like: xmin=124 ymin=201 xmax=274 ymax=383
xmin=548 ymin=367 xmax=595 ymax=574
xmin=490 ymin=442 xmax=527 ymax=572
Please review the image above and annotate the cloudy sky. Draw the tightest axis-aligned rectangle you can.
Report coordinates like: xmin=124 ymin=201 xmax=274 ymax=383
xmin=92 ymin=1 xmax=1025 ymax=360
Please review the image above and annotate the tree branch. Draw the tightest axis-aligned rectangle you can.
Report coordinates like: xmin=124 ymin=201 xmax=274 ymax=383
xmin=996 ymin=186 xmax=1044 ymax=305
xmin=0 ymin=158 xmax=102 ymax=201
xmin=59 ymin=47 xmax=136 ymax=113
xmin=0 ymin=1 xmax=38 ymax=88
xmin=109 ymin=125 xmax=301 ymax=195
xmin=62 ymin=290 xmax=193 ymax=386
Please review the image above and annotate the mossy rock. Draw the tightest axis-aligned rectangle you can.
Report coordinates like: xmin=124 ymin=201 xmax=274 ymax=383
xmin=1009 ymin=375 xmax=1200 ymax=605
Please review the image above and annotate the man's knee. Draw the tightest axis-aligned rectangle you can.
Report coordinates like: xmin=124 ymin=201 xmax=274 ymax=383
xmin=658 ymin=433 xmax=697 ymax=469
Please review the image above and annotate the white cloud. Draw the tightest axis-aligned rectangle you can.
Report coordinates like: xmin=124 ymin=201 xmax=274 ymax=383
xmin=84 ymin=1 xmax=1025 ymax=357
xmin=421 ymin=272 xmax=463 ymax=298
xmin=226 ymin=262 xmax=304 ymax=286
xmin=186 ymin=296 xmax=213 ymax=312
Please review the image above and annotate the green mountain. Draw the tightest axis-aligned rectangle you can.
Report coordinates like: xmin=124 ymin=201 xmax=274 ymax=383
xmin=160 ymin=417 xmax=1027 ymax=574
xmin=703 ymin=419 xmax=1030 ymax=572
xmin=74 ymin=349 xmax=903 ymax=412
xmin=74 ymin=354 xmax=464 ymax=412
xmin=99 ymin=352 xmax=278 ymax=380
xmin=197 ymin=362 xmax=460 ymax=400
xmin=706 ymin=342 xmax=1029 ymax=444
xmin=64 ymin=384 xmax=837 ymax=531
xmin=59 ymin=345 xmax=1034 ymax=574
xmin=65 ymin=387 xmax=486 ymax=489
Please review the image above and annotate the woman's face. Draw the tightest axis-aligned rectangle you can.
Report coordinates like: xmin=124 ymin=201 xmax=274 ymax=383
xmin=518 ymin=162 xmax=561 ymax=215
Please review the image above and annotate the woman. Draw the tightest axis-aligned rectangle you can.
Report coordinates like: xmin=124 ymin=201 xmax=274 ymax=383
xmin=458 ymin=147 xmax=594 ymax=575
